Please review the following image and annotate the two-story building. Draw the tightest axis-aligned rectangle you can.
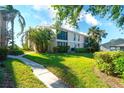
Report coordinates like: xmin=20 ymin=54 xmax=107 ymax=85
xmin=28 ymin=26 xmax=88 ymax=52
xmin=49 ymin=27 xmax=88 ymax=52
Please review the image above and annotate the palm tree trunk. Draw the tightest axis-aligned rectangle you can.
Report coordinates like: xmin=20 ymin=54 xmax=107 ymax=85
xmin=11 ymin=20 xmax=14 ymax=49
xmin=0 ymin=15 xmax=7 ymax=48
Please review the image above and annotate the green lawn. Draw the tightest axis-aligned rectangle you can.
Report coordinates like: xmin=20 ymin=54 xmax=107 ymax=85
xmin=24 ymin=53 xmax=109 ymax=88
xmin=1 ymin=58 xmax=46 ymax=88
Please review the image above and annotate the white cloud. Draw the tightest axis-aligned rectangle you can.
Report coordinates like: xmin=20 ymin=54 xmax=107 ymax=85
xmin=79 ymin=10 xmax=100 ymax=26
xmin=107 ymin=22 xmax=113 ymax=26
xmin=48 ymin=7 xmax=58 ymax=19
xmin=32 ymin=5 xmax=49 ymax=11
xmin=101 ymin=22 xmax=114 ymax=27
xmin=32 ymin=5 xmax=56 ymax=20
xmin=34 ymin=15 xmax=42 ymax=20
xmin=40 ymin=21 xmax=51 ymax=26
xmin=84 ymin=13 xmax=99 ymax=26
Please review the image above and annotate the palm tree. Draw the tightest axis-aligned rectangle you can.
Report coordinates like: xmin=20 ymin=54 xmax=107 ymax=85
xmin=0 ymin=5 xmax=25 ymax=49
xmin=88 ymin=26 xmax=107 ymax=43
xmin=24 ymin=26 xmax=55 ymax=52
xmin=86 ymin=26 xmax=107 ymax=52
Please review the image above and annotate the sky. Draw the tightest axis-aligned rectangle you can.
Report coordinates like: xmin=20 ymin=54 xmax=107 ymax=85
xmin=13 ymin=5 xmax=124 ymax=47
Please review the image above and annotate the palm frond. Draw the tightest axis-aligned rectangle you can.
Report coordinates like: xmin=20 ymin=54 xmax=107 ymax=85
xmin=17 ymin=12 xmax=26 ymax=36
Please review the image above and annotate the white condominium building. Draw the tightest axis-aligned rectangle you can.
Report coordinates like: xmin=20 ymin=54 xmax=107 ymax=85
xmin=51 ymin=27 xmax=87 ymax=51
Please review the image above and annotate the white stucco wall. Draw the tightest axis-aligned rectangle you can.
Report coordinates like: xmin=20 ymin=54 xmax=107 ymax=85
xmin=68 ymin=31 xmax=74 ymax=42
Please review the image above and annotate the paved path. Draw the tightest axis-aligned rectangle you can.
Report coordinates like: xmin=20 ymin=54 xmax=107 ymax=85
xmin=8 ymin=55 xmax=68 ymax=88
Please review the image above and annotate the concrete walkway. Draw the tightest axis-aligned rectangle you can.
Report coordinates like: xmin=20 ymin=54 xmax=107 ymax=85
xmin=8 ymin=55 xmax=68 ymax=88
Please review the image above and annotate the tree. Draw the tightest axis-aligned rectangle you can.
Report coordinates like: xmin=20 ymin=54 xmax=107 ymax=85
xmin=52 ymin=5 xmax=124 ymax=30
xmin=0 ymin=5 xmax=26 ymax=49
xmin=53 ymin=5 xmax=83 ymax=28
xmin=85 ymin=26 xmax=107 ymax=52
xmin=88 ymin=26 xmax=107 ymax=43
xmin=24 ymin=26 xmax=55 ymax=52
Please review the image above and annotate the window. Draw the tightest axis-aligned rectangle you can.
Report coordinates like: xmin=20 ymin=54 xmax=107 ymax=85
xmin=57 ymin=42 xmax=61 ymax=46
xmin=57 ymin=42 xmax=68 ymax=46
xmin=78 ymin=44 xmax=80 ymax=47
xmin=57 ymin=31 xmax=68 ymax=40
xmin=78 ymin=35 xmax=80 ymax=41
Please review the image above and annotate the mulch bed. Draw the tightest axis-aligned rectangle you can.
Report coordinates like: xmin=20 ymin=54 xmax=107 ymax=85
xmin=0 ymin=65 xmax=15 ymax=88
xmin=94 ymin=67 xmax=124 ymax=88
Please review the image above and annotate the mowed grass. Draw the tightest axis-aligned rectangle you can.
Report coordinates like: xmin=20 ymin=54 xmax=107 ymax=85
xmin=3 ymin=58 xmax=46 ymax=88
xmin=24 ymin=53 xmax=109 ymax=88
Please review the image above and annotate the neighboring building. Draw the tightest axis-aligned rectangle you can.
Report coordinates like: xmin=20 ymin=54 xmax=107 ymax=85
xmin=101 ymin=44 xmax=124 ymax=51
xmin=110 ymin=44 xmax=124 ymax=51
xmin=100 ymin=38 xmax=124 ymax=51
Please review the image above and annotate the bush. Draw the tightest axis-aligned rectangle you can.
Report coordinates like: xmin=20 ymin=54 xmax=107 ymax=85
xmin=75 ymin=48 xmax=88 ymax=53
xmin=94 ymin=51 xmax=124 ymax=75
xmin=53 ymin=47 xmax=59 ymax=53
xmin=71 ymin=48 xmax=75 ymax=51
xmin=113 ymin=57 xmax=124 ymax=76
xmin=0 ymin=48 xmax=8 ymax=61
xmin=53 ymin=46 xmax=70 ymax=53
xmin=8 ymin=49 xmax=24 ymax=56
xmin=8 ymin=44 xmax=20 ymax=50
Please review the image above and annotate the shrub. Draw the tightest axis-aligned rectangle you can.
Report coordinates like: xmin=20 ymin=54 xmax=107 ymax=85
xmin=8 ymin=49 xmax=24 ymax=56
xmin=8 ymin=44 xmax=24 ymax=55
xmin=94 ymin=51 xmax=124 ymax=75
xmin=53 ymin=46 xmax=59 ymax=53
xmin=0 ymin=48 xmax=8 ymax=61
xmin=60 ymin=46 xmax=70 ymax=53
xmin=113 ymin=57 xmax=124 ymax=76
xmin=8 ymin=44 xmax=20 ymax=50
xmin=53 ymin=46 xmax=70 ymax=53
xmin=71 ymin=48 xmax=75 ymax=51
xmin=75 ymin=48 xmax=88 ymax=53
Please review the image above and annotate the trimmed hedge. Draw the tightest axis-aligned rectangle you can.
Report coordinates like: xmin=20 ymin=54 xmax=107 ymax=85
xmin=94 ymin=51 xmax=124 ymax=75
xmin=75 ymin=48 xmax=88 ymax=53
xmin=113 ymin=57 xmax=124 ymax=76
xmin=53 ymin=46 xmax=70 ymax=53
xmin=0 ymin=48 xmax=8 ymax=61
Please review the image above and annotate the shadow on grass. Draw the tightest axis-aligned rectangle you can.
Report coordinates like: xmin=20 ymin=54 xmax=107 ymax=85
xmin=3 ymin=58 xmax=47 ymax=88
xmin=3 ymin=58 xmax=26 ymax=88
xmin=24 ymin=54 xmax=86 ymax=87
xmin=0 ymin=66 xmax=4 ymax=87
xmin=42 ymin=53 xmax=94 ymax=59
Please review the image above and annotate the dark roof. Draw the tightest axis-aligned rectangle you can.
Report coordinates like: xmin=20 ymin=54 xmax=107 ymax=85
xmin=110 ymin=44 xmax=124 ymax=47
